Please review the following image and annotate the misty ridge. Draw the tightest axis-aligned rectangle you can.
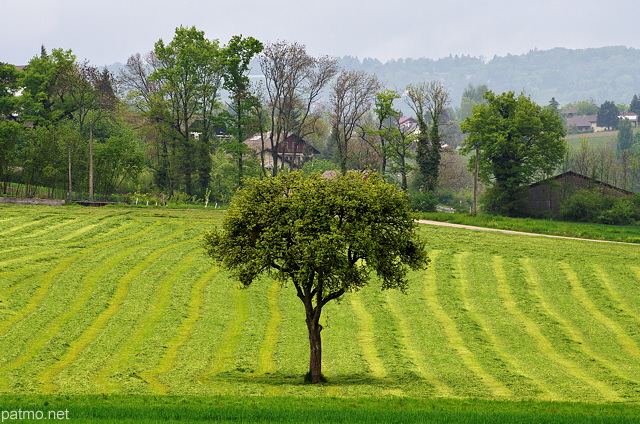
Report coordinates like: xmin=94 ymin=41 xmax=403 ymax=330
xmin=336 ymin=46 xmax=640 ymax=107
xmin=105 ymin=45 xmax=640 ymax=109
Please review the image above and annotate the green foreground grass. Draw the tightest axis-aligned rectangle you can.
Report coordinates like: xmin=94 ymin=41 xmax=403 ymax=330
xmin=2 ymin=395 xmax=640 ymax=423
xmin=421 ymin=212 xmax=640 ymax=243
xmin=1 ymin=204 xmax=639 ymax=422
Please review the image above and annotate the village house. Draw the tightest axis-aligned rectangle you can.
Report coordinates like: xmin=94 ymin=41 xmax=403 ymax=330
xmin=242 ymin=132 xmax=320 ymax=170
xmin=565 ymin=114 xmax=606 ymax=132
xmin=619 ymin=112 xmax=639 ymax=126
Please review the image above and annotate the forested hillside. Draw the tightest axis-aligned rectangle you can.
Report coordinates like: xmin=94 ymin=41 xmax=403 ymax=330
xmin=337 ymin=46 xmax=640 ymax=106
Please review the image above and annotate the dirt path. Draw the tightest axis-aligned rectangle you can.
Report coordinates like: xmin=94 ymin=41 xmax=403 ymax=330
xmin=416 ymin=220 xmax=639 ymax=245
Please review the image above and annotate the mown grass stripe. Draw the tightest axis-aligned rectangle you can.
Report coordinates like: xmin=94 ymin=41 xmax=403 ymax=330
xmin=91 ymin=249 xmax=201 ymax=393
xmin=0 ymin=219 xmax=153 ymax=298
xmin=423 ymin=252 xmax=511 ymax=399
xmin=5 ymin=218 xmax=77 ymax=241
xmin=456 ymin=253 xmax=553 ymax=398
xmin=456 ymin=253 xmax=537 ymax=397
xmin=350 ymin=294 xmax=387 ymax=380
xmin=0 ymin=221 xmax=163 ymax=337
xmin=0 ymin=255 xmax=77 ymax=337
xmin=0 ymin=243 xmax=120 ymax=376
xmin=199 ymin=287 xmax=249 ymax=379
xmin=522 ymin=259 xmax=626 ymax=401
xmin=384 ymin=291 xmax=451 ymax=397
xmin=561 ymin=262 xmax=640 ymax=359
xmin=491 ymin=256 xmax=580 ymax=400
xmin=0 ymin=215 xmax=55 ymax=237
xmin=38 ymin=232 xmax=198 ymax=394
xmin=141 ymin=265 xmax=218 ymax=395
xmin=253 ymin=279 xmax=282 ymax=377
xmin=592 ymin=264 xmax=640 ymax=324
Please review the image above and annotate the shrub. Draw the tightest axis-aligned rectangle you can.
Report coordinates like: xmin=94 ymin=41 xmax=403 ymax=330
xmin=480 ymin=185 xmax=529 ymax=217
xmin=408 ymin=190 xmax=438 ymax=212
xmin=598 ymin=198 xmax=640 ymax=225
xmin=558 ymin=190 xmax=639 ymax=225
xmin=558 ymin=190 xmax=612 ymax=222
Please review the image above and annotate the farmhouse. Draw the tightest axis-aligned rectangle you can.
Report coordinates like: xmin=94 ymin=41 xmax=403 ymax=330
xmin=398 ymin=117 xmax=418 ymax=133
xmin=243 ymin=132 xmax=320 ymax=170
xmin=565 ymin=114 xmax=606 ymax=132
xmin=619 ymin=112 xmax=639 ymax=127
xmin=528 ymin=171 xmax=634 ymax=214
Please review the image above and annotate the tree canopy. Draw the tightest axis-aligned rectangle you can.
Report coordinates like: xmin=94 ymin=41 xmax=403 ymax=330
xmin=203 ymin=171 xmax=428 ymax=383
xmin=461 ymin=91 xmax=566 ymax=216
xmin=597 ymin=100 xmax=619 ymax=130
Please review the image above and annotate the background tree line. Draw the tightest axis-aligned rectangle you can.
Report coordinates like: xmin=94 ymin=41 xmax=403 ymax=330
xmin=1 ymin=28 xmax=639 ymax=220
xmin=0 ymin=26 xmax=455 ymax=205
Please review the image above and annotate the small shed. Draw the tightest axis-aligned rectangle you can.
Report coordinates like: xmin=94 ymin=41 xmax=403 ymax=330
xmin=528 ymin=171 xmax=634 ymax=214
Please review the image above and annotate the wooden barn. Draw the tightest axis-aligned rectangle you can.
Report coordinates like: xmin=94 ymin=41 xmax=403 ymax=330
xmin=528 ymin=171 xmax=634 ymax=214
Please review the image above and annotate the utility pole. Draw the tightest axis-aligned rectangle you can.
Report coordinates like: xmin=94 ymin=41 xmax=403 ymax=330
xmin=472 ymin=146 xmax=479 ymax=214
xmin=89 ymin=120 xmax=94 ymax=201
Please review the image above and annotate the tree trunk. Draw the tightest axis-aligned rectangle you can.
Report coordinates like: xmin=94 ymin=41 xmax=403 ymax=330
xmin=306 ymin=311 xmax=323 ymax=383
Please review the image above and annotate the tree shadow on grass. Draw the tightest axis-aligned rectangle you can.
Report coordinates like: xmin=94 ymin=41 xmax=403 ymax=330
xmin=204 ymin=370 xmax=425 ymax=388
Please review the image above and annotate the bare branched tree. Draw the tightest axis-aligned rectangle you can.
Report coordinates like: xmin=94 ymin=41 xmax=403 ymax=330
xmin=405 ymin=81 xmax=450 ymax=191
xmin=259 ymin=41 xmax=338 ymax=175
xmin=329 ymin=70 xmax=380 ymax=173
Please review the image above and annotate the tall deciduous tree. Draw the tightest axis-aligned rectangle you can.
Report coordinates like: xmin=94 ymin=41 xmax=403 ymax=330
xmin=259 ymin=41 xmax=338 ymax=175
xmin=203 ymin=171 xmax=428 ymax=384
xmin=461 ymin=91 xmax=566 ymax=216
xmin=367 ymin=88 xmax=401 ymax=176
xmin=0 ymin=120 xmax=21 ymax=193
xmin=18 ymin=47 xmax=76 ymax=126
xmin=219 ymin=35 xmax=263 ymax=187
xmin=120 ymin=51 xmax=174 ymax=191
xmin=329 ymin=70 xmax=380 ymax=173
xmin=405 ymin=81 xmax=450 ymax=191
xmin=0 ymin=62 xmax=21 ymax=116
xmin=151 ymin=26 xmax=223 ymax=195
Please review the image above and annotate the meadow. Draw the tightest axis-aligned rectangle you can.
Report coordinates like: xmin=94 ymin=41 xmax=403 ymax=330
xmin=0 ymin=204 xmax=639 ymax=421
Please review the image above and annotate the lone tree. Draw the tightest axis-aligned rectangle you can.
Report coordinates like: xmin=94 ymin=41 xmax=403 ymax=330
xmin=203 ymin=171 xmax=428 ymax=383
xmin=461 ymin=91 xmax=566 ymax=216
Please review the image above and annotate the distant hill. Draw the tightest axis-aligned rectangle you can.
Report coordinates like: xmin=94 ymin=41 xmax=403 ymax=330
xmin=336 ymin=46 xmax=640 ymax=108
xmin=107 ymin=46 xmax=640 ymax=110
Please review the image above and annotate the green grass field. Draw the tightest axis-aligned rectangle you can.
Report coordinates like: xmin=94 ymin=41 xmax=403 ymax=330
xmin=0 ymin=204 xmax=639 ymax=421
xmin=420 ymin=212 xmax=640 ymax=244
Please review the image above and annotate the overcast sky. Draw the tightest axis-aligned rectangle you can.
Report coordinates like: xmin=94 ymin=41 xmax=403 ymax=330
xmin=2 ymin=0 xmax=639 ymax=66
